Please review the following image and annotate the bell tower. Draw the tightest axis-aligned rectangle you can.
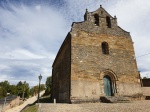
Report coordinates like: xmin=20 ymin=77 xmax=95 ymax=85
xmin=52 ymin=5 xmax=142 ymax=103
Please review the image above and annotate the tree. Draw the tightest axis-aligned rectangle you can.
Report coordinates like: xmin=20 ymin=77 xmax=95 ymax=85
xmin=40 ymin=84 xmax=45 ymax=91
xmin=16 ymin=81 xmax=23 ymax=97
xmin=30 ymin=87 xmax=34 ymax=96
xmin=44 ymin=76 xmax=52 ymax=95
xmin=143 ymin=77 xmax=148 ymax=79
xmin=0 ymin=87 xmax=6 ymax=98
xmin=33 ymin=85 xmax=38 ymax=95
xmin=24 ymin=82 xmax=30 ymax=98
xmin=9 ymin=85 xmax=17 ymax=95
xmin=16 ymin=81 xmax=30 ymax=99
xmin=0 ymin=81 xmax=10 ymax=98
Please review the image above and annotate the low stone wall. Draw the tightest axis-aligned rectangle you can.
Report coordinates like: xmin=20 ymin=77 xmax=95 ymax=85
xmin=2 ymin=96 xmax=21 ymax=112
xmin=141 ymin=87 xmax=150 ymax=100
xmin=142 ymin=87 xmax=150 ymax=96
xmin=141 ymin=79 xmax=150 ymax=87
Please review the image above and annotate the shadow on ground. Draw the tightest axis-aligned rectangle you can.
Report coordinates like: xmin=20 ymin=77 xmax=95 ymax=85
xmin=38 ymin=95 xmax=52 ymax=103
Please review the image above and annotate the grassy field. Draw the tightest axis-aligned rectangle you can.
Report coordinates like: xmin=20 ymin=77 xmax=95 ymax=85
xmin=22 ymin=104 xmax=38 ymax=112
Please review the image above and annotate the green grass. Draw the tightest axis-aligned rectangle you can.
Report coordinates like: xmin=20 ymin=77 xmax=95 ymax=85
xmin=22 ymin=95 xmax=51 ymax=112
xmin=22 ymin=104 xmax=38 ymax=112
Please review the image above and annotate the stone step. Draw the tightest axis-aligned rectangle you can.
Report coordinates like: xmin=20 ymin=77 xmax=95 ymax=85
xmin=100 ymin=96 xmax=130 ymax=103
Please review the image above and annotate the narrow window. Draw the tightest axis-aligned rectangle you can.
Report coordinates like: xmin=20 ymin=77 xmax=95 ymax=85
xmin=94 ymin=14 xmax=99 ymax=26
xmin=106 ymin=16 xmax=111 ymax=28
xmin=102 ymin=42 xmax=109 ymax=54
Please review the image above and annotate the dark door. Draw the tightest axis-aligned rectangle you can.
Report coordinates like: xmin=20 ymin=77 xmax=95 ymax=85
xmin=103 ymin=75 xmax=112 ymax=96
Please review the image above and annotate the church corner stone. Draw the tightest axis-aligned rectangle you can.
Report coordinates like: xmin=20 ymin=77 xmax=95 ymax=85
xmin=51 ymin=6 xmax=142 ymax=103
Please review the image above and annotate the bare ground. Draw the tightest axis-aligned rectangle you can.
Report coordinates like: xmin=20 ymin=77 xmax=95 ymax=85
xmin=38 ymin=100 xmax=150 ymax=112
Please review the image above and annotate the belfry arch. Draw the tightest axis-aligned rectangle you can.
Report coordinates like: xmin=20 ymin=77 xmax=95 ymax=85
xmin=100 ymin=70 xmax=118 ymax=96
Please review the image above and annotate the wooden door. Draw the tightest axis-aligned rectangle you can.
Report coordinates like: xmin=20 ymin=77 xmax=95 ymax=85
xmin=103 ymin=75 xmax=112 ymax=96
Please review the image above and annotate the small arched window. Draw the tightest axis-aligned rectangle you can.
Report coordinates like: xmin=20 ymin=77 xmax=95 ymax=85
xmin=102 ymin=42 xmax=109 ymax=54
xmin=106 ymin=16 xmax=111 ymax=28
xmin=94 ymin=14 xmax=99 ymax=26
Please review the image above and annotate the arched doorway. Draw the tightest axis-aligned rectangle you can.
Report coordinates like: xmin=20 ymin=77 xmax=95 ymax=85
xmin=103 ymin=75 xmax=112 ymax=96
xmin=100 ymin=70 xmax=118 ymax=96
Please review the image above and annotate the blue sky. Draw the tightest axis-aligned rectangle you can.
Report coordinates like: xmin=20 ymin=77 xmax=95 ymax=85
xmin=0 ymin=0 xmax=150 ymax=86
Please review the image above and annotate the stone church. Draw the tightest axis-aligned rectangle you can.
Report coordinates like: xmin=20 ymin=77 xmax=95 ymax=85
xmin=52 ymin=5 xmax=142 ymax=103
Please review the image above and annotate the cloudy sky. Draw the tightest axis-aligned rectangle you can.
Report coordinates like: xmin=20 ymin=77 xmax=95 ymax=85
xmin=0 ymin=0 xmax=150 ymax=87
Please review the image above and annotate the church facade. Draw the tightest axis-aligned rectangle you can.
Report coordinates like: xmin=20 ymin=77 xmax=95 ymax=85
xmin=52 ymin=5 xmax=142 ymax=103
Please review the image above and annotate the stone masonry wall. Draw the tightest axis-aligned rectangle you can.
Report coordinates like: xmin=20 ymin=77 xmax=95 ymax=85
xmin=52 ymin=5 xmax=142 ymax=103
xmin=52 ymin=34 xmax=71 ymax=103
xmin=69 ymin=6 xmax=141 ymax=102
xmin=70 ymin=30 xmax=141 ymax=101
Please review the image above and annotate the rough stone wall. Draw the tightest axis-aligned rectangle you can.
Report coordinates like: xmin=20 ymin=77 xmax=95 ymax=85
xmin=70 ymin=6 xmax=141 ymax=102
xmin=52 ymin=5 xmax=142 ymax=103
xmin=70 ymin=31 xmax=141 ymax=101
xmin=72 ymin=6 xmax=130 ymax=37
xmin=141 ymin=79 xmax=150 ymax=98
xmin=52 ymin=34 xmax=71 ymax=103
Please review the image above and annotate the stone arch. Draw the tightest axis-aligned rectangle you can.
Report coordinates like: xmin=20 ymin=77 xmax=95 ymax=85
xmin=94 ymin=14 xmax=99 ymax=26
xmin=100 ymin=69 xmax=118 ymax=96
xmin=100 ymin=69 xmax=118 ymax=81
xmin=106 ymin=16 xmax=111 ymax=28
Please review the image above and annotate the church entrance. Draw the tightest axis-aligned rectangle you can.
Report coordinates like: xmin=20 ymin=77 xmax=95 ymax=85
xmin=103 ymin=75 xmax=112 ymax=96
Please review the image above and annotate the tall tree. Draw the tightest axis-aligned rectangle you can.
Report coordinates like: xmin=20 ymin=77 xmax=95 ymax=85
xmin=0 ymin=81 xmax=10 ymax=98
xmin=33 ymin=85 xmax=39 ymax=95
xmin=16 ymin=81 xmax=23 ymax=97
xmin=9 ymin=85 xmax=17 ymax=95
xmin=44 ymin=76 xmax=52 ymax=95
xmin=16 ymin=81 xmax=30 ymax=99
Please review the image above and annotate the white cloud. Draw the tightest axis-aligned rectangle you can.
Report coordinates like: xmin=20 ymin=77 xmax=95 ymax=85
xmin=35 ymin=5 xmax=41 ymax=11
xmin=0 ymin=2 xmax=68 ymax=86
xmin=0 ymin=3 xmax=67 ymax=48
xmin=140 ymin=71 xmax=150 ymax=78
xmin=0 ymin=49 xmax=46 ymax=59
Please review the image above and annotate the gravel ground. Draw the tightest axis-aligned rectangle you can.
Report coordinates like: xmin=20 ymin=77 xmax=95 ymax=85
xmin=38 ymin=100 xmax=150 ymax=112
